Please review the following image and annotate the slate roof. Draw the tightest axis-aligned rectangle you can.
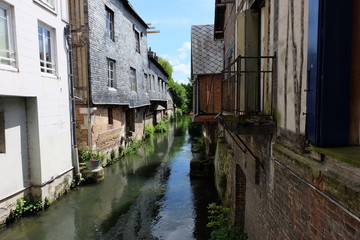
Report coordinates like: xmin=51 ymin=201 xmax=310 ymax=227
xmin=191 ymin=25 xmax=224 ymax=76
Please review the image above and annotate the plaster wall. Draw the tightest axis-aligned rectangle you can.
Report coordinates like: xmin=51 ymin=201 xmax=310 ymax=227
xmin=275 ymin=0 xmax=308 ymax=134
xmin=0 ymin=97 xmax=30 ymax=200
xmin=0 ymin=0 xmax=72 ymax=188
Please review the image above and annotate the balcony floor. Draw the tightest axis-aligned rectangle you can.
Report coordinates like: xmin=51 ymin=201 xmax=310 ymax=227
xmin=219 ymin=114 xmax=275 ymax=135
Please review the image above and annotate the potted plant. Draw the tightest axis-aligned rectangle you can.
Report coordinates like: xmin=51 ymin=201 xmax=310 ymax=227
xmin=87 ymin=152 xmax=101 ymax=170
xmin=79 ymin=147 xmax=101 ymax=170
xmin=191 ymin=141 xmax=205 ymax=159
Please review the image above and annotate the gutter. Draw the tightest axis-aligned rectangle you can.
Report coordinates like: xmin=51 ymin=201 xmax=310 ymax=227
xmin=65 ymin=25 xmax=80 ymax=175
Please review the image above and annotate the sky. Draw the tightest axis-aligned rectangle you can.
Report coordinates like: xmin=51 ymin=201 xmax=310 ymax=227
xmin=129 ymin=0 xmax=215 ymax=84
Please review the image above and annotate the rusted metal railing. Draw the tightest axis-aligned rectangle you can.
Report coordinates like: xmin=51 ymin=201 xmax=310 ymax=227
xmin=221 ymin=55 xmax=276 ymax=116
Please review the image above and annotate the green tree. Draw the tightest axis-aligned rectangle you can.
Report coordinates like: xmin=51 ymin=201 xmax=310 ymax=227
xmin=158 ymin=57 xmax=192 ymax=114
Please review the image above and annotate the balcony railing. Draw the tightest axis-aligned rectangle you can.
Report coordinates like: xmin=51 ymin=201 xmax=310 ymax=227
xmin=222 ymin=55 xmax=276 ymax=116
xmin=0 ymin=49 xmax=16 ymax=67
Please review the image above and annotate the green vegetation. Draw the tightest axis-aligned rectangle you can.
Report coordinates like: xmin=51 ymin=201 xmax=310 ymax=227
xmin=154 ymin=120 xmax=169 ymax=133
xmin=123 ymin=140 xmax=144 ymax=156
xmin=191 ymin=137 xmax=205 ymax=153
xmin=158 ymin=57 xmax=193 ymax=115
xmin=6 ymin=198 xmax=44 ymax=224
xmin=79 ymin=146 xmax=104 ymax=163
xmin=144 ymin=124 xmax=155 ymax=139
xmin=188 ymin=122 xmax=203 ymax=139
xmin=207 ymin=203 xmax=248 ymax=240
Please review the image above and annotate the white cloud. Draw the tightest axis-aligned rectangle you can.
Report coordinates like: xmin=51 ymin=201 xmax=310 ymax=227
xmin=178 ymin=51 xmax=187 ymax=60
xmin=173 ymin=63 xmax=191 ymax=75
xmin=177 ymin=42 xmax=191 ymax=52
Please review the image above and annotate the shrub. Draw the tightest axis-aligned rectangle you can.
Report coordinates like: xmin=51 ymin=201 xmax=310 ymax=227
xmin=207 ymin=203 xmax=248 ymax=240
xmin=6 ymin=198 xmax=44 ymax=224
xmin=188 ymin=122 xmax=203 ymax=138
xmin=154 ymin=121 xmax=168 ymax=133
xmin=176 ymin=108 xmax=183 ymax=117
xmin=123 ymin=140 xmax=143 ymax=156
xmin=144 ymin=124 xmax=155 ymax=139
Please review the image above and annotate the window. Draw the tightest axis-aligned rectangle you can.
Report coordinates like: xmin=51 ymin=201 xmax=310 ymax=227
xmin=306 ymin=0 xmax=353 ymax=147
xmin=149 ymin=75 xmax=152 ymax=90
xmin=108 ymin=108 xmax=113 ymax=125
xmin=107 ymin=59 xmax=115 ymax=87
xmin=60 ymin=0 xmax=69 ymax=22
xmin=0 ymin=3 xmax=15 ymax=67
xmin=144 ymin=73 xmax=148 ymax=91
xmin=38 ymin=24 xmax=56 ymax=74
xmin=0 ymin=112 xmax=5 ymax=153
xmin=152 ymin=75 xmax=155 ymax=91
xmin=39 ymin=0 xmax=55 ymax=8
xmin=135 ymin=30 xmax=140 ymax=53
xmin=106 ymin=7 xmax=114 ymax=41
xmin=130 ymin=67 xmax=137 ymax=92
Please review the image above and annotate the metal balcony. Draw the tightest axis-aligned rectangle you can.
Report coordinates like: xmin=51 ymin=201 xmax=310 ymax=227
xmin=222 ymin=55 xmax=276 ymax=116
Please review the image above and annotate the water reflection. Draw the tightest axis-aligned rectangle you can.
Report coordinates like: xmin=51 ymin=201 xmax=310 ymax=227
xmin=0 ymin=118 xmax=218 ymax=240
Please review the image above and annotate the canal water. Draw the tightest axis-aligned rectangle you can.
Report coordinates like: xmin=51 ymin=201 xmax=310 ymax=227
xmin=0 ymin=119 xmax=219 ymax=240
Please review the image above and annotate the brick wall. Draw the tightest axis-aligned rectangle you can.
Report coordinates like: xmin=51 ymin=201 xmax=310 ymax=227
xmin=220 ymin=126 xmax=360 ymax=240
xmin=92 ymin=106 xmax=126 ymax=151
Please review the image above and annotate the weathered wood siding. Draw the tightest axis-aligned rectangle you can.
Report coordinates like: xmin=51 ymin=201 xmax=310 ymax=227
xmin=199 ymin=74 xmax=222 ymax=114
xmin=69 ymin=0 xmax=89 ymax=104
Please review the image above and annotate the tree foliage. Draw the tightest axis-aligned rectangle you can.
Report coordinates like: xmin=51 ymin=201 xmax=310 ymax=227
xmin=158 ymin=57 xmax=192 ymax=114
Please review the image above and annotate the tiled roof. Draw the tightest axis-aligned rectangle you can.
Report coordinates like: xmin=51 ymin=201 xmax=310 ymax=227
xmin=191 ymin=25 xmax=224 ymax=75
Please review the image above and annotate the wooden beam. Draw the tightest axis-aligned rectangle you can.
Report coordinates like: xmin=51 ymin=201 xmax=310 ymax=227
xmin=147 ymin=30 xmax=160 ymax=34
xmin=148 ymin=27 xmax=156 ymax=29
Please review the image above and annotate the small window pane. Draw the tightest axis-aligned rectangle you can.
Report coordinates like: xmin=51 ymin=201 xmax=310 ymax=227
xmin=38 ymin=25 xmax=55 ymax=74
xmin=107 ymin=59 xmax=115 ymax=87
xmin=106 ymin=7 xmax=114 ymax=41
xmin=130 ymin=68 xmax=137 ymax=92
xmin=0 ymin=5 xmax=14 ymax=66
xmin=135 ymin=31 xmax=140 ymax=53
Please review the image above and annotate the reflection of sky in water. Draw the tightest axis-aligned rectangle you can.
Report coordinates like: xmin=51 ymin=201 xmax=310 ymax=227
xmin=0 ymin=120 xmax=218 ymax=240
xmin=152 ymin=144 xmax=195 ymax=240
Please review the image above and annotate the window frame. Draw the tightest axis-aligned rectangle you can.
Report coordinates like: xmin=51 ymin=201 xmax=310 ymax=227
xmin=134 ymin=30 xmax=140 ymax=53
xmin=33 ymin=0 xmax=57 ymax=14
xmin=107 ymin=58 xmax=115 ymax=88
xmin=144 ymin=73 xmax=148 ymax=92
xmin=60 ymin=0 xmax=69 ymax=22
xmin=106 ymin=6 xmax=115 ymax=41
xmin=130 ymin=67 xmax=137 ymax=92
xmin=38 ymin=23 xmax=57 ymax=76
xmin=0 ymin=2 xmax=16 ymax=70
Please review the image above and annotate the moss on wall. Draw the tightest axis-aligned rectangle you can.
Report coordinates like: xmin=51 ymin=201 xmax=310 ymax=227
xmin=214 ymin=137 xmax=233 ymax=207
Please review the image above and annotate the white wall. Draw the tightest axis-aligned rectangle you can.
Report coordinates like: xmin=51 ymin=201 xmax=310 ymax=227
xmin=0 ymin=97 xmax=30 ymax=199
xmin=0 ymin=0 xmax=72 ymax=198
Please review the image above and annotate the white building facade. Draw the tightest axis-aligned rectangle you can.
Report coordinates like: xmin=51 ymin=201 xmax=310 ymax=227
xmin=0 ymin=0 xmax=74 ymax=224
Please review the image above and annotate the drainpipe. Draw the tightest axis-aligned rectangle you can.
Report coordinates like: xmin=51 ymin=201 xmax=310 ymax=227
xmin=65 ymin=25 xmax=80 ymax=175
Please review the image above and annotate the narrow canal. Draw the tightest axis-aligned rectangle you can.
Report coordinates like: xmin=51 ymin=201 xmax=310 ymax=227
xmin=0 ymin=118 xmax=219 ymax=240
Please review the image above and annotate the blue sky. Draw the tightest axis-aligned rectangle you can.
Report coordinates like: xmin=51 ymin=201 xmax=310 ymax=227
xmin=129 ymin=0 xmax=215 ymax=84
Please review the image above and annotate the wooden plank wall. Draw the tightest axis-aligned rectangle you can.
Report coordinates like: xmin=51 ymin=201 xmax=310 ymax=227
xmin=199 ymin=74 xmax=222 ymax=114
